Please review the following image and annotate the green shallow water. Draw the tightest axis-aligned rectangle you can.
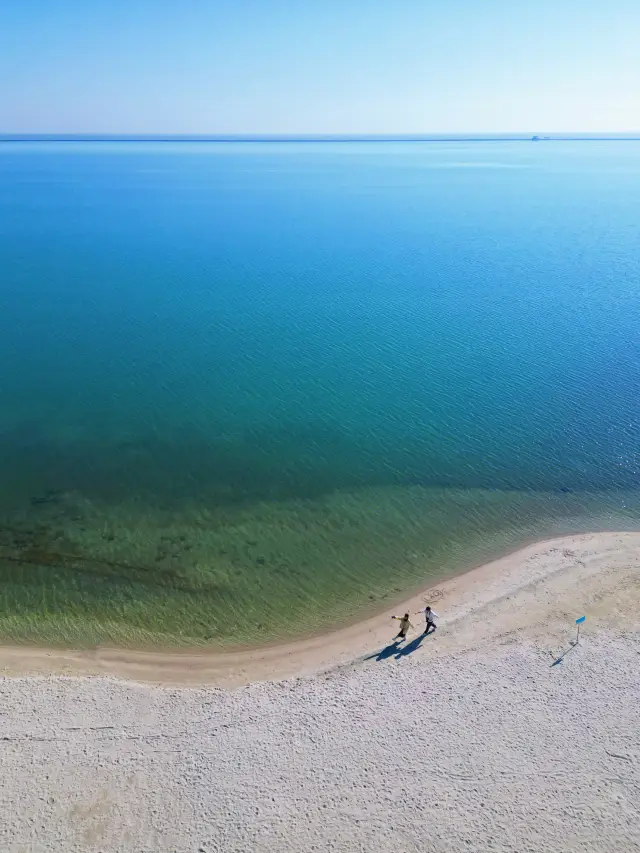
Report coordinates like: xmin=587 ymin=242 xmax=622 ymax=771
xmin=0 ymin=485 xmax=638 ymax=647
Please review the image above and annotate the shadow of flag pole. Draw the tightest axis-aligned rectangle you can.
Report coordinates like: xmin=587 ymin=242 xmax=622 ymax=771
xmin=549 ymin=615 xmax=587 ymax=666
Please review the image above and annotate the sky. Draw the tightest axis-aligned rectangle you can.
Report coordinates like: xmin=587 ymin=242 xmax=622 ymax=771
xmin=1 ymin=0 xmax=639 ymax=135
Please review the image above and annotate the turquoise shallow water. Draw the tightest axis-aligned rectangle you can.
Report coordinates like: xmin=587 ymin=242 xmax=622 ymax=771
xmin=1 ymin=140 xmax=639 ymax=645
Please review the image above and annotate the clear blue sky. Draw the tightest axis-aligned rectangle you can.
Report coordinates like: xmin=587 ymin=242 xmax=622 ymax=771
xmin=1 ymin=0 xmax=639 ymax=134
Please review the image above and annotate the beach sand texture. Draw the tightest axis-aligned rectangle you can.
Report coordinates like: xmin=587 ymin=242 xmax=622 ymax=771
xmin=0 ymin=532 xmax=638 ymax=852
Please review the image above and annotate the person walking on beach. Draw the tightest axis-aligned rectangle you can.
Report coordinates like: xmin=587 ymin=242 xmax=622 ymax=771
xmin=391 ymin=613 xmax=414 ymax=641
xmin=416 ymin=605 xmax=439 ymax=635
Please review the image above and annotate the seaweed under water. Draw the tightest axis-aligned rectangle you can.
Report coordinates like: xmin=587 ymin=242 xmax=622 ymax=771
xmin=0 ymin=521 xmax=216 ymax=595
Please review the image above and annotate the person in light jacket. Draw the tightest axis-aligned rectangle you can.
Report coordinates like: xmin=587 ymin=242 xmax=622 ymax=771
xmin=416 ymin=605 xmax=439 ymax=635
xmin=391 ymin=613 xmax=414 ymax=640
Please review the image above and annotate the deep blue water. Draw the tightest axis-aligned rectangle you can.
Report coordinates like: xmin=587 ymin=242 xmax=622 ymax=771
xmin=2 ymin=140 xmax=640 ymax=508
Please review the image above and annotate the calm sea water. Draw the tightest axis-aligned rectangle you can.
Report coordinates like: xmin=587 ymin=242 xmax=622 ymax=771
xmin=1 ymin=140 xmax=639 ymax=645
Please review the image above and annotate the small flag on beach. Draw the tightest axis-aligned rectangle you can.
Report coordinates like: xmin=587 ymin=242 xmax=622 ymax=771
xmin=575 ymin=615 xmax=586 ymax=644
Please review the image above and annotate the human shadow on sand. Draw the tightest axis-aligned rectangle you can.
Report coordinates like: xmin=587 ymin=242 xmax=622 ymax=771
xmin=364 ymin=631 xmax=432 ymax=663
xmin=364 ymin=640 xmax=402 ymax=662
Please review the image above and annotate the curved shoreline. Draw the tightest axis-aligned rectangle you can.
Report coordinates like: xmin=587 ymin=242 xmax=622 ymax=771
xmin=1 ymin=530 xmax=638 ymax=687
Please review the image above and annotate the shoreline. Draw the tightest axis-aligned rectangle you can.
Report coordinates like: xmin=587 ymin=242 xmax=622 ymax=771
xmin=1 ymin=525 xmax=625 ymax=656
xmin=1 ymin=530 xmax=638 ymax=687
xmin=2 ymin=530 xmax=638 ymax=851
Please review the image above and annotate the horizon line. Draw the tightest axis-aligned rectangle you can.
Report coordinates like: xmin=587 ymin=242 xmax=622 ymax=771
xmin=2 ymin=132 xmax=640 ymax=143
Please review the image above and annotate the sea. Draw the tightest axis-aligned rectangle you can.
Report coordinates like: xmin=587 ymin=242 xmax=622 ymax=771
xmin=1 ymin=139 xmax=639 ymax=646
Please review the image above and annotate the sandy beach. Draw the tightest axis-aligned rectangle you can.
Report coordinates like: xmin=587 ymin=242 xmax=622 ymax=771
xmin=1 ymin=531 xmax=639 ymax=852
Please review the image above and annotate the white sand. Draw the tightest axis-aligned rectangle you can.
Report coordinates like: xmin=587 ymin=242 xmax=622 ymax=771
xmin=1 ymin=532 xmax=639 ymax=852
